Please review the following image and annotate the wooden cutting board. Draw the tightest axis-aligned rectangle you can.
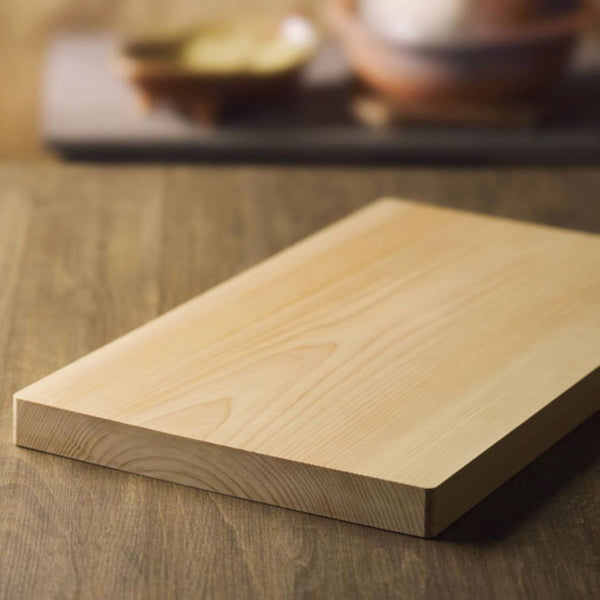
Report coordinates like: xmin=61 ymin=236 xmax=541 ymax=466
xmin=14 ymin=199 xmax=600 ymax=537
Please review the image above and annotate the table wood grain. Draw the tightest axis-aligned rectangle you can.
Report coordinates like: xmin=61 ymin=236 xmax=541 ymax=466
xmin=1 ymin=164 xmax=599 ymax=599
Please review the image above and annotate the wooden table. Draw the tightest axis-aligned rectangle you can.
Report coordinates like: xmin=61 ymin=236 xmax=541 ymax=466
xmin=1 ymin=164 xmax=599 ymax=599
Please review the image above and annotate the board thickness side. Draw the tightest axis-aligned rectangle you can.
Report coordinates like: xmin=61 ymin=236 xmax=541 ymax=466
xmin=14 ymin=398 xmax=429 ymax=536
xmin=425 ymin=368 xmax=600 ymax=536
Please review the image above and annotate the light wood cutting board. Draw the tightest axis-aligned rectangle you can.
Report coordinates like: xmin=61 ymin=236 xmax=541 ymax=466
xmin=14 ymin=199 xmax=600 ymax=537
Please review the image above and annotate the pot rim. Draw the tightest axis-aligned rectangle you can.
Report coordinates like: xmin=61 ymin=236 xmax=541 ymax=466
xmin=327 ymin=0 xmax=594 ymax=52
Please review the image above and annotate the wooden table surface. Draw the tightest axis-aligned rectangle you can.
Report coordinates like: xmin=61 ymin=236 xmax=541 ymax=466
xmin=1 ymin=164 xmax=599 ymax=599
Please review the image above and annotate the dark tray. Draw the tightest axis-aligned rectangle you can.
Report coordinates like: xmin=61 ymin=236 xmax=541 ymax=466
xmin=42 ymin=34 xmax=600 ymax=164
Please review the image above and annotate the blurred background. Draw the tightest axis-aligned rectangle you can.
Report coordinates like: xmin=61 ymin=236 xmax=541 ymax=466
xmin=2 ymin=0 xmax=309 ymax=159
xmin=2 ymin=0 xmax=600 ymax=162
xmin=0 ymin=0 xmax=291 ymax=158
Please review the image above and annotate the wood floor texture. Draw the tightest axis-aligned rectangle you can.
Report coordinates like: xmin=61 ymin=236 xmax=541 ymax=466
xmin=1 ymin=164 xmax=599 ymax=598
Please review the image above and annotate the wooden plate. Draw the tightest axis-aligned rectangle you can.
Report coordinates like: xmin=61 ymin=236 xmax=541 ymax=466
xmin=115 ymin=15 xmax=319 ymax=122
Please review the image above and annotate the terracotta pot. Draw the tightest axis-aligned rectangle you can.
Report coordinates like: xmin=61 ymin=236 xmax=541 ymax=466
xmin=327 ymin=0 xmax=591 ymax=110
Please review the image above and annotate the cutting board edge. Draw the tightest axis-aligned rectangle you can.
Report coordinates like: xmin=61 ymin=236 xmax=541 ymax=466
xmin=13 ymin=397 xmax=430 ymax=537
xmin=424 ymin=366 xmax=600 ymax=537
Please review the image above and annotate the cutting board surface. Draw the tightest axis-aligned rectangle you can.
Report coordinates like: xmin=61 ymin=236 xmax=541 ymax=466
xmin=14 ymin=200 xmax=600 ymax=536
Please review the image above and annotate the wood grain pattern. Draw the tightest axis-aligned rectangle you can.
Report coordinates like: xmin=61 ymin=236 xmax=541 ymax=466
xmin=13 ymin=197 xmax=600 ymax=537
xmin=2 ymin=164 xmax=600 ymax=597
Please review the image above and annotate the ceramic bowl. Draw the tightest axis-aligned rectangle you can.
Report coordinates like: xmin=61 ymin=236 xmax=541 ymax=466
xmin=327 ymin=0 xmax=591 ymax=110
